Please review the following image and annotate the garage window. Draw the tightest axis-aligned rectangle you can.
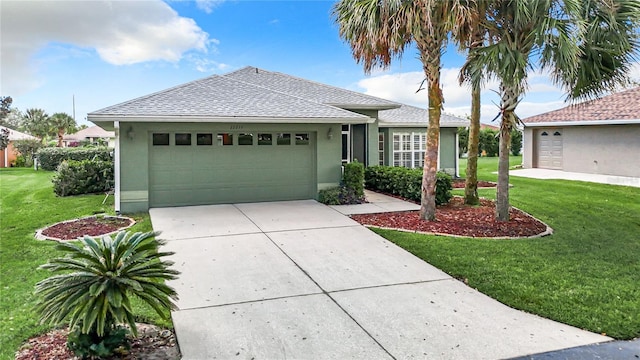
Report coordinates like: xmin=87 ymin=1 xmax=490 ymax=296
xmin=218 ymin=133 xmax=233 ymax=146
xmin=277 ymin=133 xmax=291 ymax=145
xmin=258 ymin=133 xmax=272 ymax=145
xmin=239 ymin=133 xmax=254 ymax=145
xmin=175 ymin=133 xmax=191 ymax=146
xmin=295 ymin=133 xmax=309 ymax=145
xmin=197 ymin=133 xmax=213 ymax=145
xmin=153 ymin=133 xmax=170 ymax=146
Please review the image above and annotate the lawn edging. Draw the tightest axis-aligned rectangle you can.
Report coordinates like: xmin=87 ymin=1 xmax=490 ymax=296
xmin=35 ymin=214 xmax=136 ymax=242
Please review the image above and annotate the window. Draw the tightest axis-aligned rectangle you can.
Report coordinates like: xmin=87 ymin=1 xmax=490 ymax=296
xmin=295 ymin=133 xmax=310 ymax=145
xmin=541 ymin=131 xmax=548 ymax=136
xmin=175 ymin=133 xmax=191 ymax=146
xmin=378 ymin=132 xmax=384 ymax=165
xmin=152 ymin=133 xmax=169 ymax=146
xmin=258 ymin=133 xmax=272 ymax=145
xmin=239 ymin=133 xmax=254 ymax=145
xmin=197 ymin=133 xmax=212 ymax=146
xmin=277 ymin=133 xmax=291 ymax=145
xmin=392 ymin=132 xmax=425 ymax=168
xmin=553 ymin=131 xmax=562 ymax=136
xmin=217 ymin=133 xmax=233 ymax=146
xmin=342 ymin=125 xmax=350 ymax=163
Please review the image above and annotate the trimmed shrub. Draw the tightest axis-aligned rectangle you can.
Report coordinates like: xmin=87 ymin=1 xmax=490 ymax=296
xmin=364 ymin=165 xmax=452 ymax=205
xmin=343 ymin=161 xmax=365 ymax=198
xmin=318 ymin=186 xmax=364 ymax=205
xmin=52 ymin=159 xmax=114 ymax=196
xmin=37 ymin=147 xmax=111 ymax=171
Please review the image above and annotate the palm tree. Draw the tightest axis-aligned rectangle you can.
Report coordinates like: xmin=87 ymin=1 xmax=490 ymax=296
xmin=334 ymin=0 xmax=469 ymax=220
xmin=456 ymin=0 xmax=489 ymax=206
xmin=463 ymin=0 xmax=640 ymax=221
xmin=22 ymin=108 xmax=50 ymax=141
xmin=49 ymin=112 xmax=77 ymax=147
xmin=35 ymin=231 xmax=179 ymax=356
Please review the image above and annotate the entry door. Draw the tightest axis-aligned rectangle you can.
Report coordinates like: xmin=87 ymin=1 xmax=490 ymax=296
xmin=537 ymin=129 xmax=563 ymax=169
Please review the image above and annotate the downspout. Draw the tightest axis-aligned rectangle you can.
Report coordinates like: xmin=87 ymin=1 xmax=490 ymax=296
xmin=114 ymin=121 xmax=121 ymax=214
xmin=455 ymin=130 xmax=460 ymax=177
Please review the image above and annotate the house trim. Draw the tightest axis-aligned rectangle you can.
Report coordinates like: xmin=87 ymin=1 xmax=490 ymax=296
xmin=114 ymin=121 xmax=121 ymax=214
xmin=89 ymin=115 xmax=375 ymax=125
xmin=524 ymin=119 xmax=640 ymax=127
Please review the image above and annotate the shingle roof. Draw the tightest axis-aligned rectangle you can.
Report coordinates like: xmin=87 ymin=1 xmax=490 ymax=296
xmin=89 ymin=75 xmax=370 ymax=121
xmin=0 ymin=126 xmax=38 ymax=140
xmin=63 ymin=125 xmax=114 ymax=140
xmin=378 ymin=104 xmax=469 ymax=128
xmin=523 ymin=87 xmax=640 ymax=124
xmin=224 ymin=67 xmax=400 ymax=110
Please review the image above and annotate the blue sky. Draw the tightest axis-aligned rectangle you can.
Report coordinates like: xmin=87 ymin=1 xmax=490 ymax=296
xmin=2 ymin=0 xmax=639 ymax=126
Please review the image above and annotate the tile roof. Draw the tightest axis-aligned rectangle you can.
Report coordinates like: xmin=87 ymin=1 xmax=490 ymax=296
xmin=224 ymin=66 xmax=400 ymax=110
xmin=0 ymin=126 xmax=38 ymax=141
xmin=63 ymin=125 xmax=114 ymax=140
xmin=89 ymin=74 xmax=369 ymax=121
xmin=523 ymin=87 xmax=640 ymax=124
xmin=378 ymin=104 xmax=469 ymax=128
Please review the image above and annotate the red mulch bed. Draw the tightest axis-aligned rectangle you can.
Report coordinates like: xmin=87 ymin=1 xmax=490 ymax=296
xmin=40 ymin=216 xmax=133 ymax=241
xmin=351 ymin=197 xmax=549 ymax=238
xmin=452 ymin=179 xmax=497 ymax=189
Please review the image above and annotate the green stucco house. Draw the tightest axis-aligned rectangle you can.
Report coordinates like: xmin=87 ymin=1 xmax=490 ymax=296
xmin=88 ymin=66 xmax=467 ymax=213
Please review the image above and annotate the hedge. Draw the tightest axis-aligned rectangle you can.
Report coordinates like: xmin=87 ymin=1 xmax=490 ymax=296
xmin=52 ymin=160 xmax=114 ymax=196
xmin=364 ymin=166 xmax=452 ymax=205
xmin=38 ymin=147 xmax=112 ymax=171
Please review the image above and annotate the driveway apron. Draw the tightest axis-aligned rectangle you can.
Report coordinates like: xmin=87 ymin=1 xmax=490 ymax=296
xmin=150 ymin=200 xmax=609 ymax=360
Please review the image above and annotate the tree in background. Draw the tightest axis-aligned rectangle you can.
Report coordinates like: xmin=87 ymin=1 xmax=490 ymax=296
xmin=0 ymin=128 xmax=9 ymax=151
xmin=510 ymin=129 xmax=522 ymax=156
xmin=457 ymin=127 xmax=468 ymax=157
xmin=49 ymin=112 xmax=77 ymax=147
xmin=22 ymin=108 xmax=51 ymax=141
xmin=334 ymin=0 xmax=469 ymax=220
xmin=463 ymin=0 xmax=640 ymax=221
xmin=0 ymin=96 xmax=12 ymax=120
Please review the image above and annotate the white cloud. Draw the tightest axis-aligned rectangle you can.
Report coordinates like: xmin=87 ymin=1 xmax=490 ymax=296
xmin=195 ymin=0 xmax=225 ymax=14
xmin=356 ymin=68 xmax=574 ymax=123
xmin=1 ymin=0 xmax=211 ymax=95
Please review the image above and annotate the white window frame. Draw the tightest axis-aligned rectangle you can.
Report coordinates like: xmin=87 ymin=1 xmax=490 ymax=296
xmin=393 ymin=132 xmax=426 ymax=169
xmin=378 ymin=132 xmax=384 ymax=165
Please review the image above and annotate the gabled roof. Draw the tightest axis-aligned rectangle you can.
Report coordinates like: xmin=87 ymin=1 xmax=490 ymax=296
xmin=0 ymin=126 xmax=38 ymax=141
xmin=224 ymin=67 xmax=400 ymax=111
xmin=523 ymin=87 xmax=640 ymax=126
xmin=88 ymin=74 xmax=370 ymax=124
xmin=63 ymin=125 xmax=115 ymax=140
xmin=378 ymin=104 xmax=469 ymax=128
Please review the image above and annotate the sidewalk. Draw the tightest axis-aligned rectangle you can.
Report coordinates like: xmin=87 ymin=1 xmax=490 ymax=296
xmin=510 ymin=168 xmax=640 ymax=188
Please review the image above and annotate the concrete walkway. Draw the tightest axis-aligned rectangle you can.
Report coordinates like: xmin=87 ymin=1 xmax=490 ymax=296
xmin=510 ymin=168 xmax=640 ymax=188
xmin=150 ymin=199 xmax=610 ymax=360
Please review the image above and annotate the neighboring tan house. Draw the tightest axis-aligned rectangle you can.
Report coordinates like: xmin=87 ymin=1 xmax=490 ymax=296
xmin=62 ymin=125 xmax=115 ymax=148
xmin=88 ymin=66 xmax=468 ymax=213
xmin=0 ymin=126 xmax=38 ymax=168
xmin=522 ymin=86 xmax=640 ymax=177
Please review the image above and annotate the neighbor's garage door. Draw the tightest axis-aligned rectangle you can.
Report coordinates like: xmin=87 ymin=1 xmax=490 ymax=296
xmin=149 ymin=131 xmax=316 ymax=207
xmin=537 ymin=129 xmax=563 ymax=169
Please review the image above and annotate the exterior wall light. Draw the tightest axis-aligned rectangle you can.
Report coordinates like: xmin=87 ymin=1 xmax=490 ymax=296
xmin=327 ymin=127 xmax=333 ymax=140
xmin=127 ymin=126 xmax=135 ymax=140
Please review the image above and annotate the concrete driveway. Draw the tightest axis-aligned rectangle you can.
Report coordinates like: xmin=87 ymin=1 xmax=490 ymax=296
xmin=150 ymin=200 xmax=609 ymax=360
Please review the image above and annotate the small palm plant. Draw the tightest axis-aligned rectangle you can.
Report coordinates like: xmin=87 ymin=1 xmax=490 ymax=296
xmin=35 ymin=230 xmax=180 ymax=358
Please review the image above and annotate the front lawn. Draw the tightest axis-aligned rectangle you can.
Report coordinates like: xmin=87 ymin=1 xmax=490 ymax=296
xmin=0 ymin=168 xmax=162 ymax=360
xmin=374 ymin=156 xmax=640 ymax=339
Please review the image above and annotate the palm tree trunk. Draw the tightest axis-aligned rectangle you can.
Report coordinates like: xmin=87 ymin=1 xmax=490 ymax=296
xmin=419 ymin=44 xmax=442 ymax=221
xmin=57 ymin=129 xmax=63 ymax=148
xmin=496 ymin=85 xmax=517 ymax=221
xmin=464 ymin=83 xmax=480 ymax=205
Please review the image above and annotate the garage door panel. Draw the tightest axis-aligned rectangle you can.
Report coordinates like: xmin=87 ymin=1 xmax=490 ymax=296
xmin=150 ymin=132 xmax=316 ymax=207
xmin=537 ymin=129 xmax=563 ymax=170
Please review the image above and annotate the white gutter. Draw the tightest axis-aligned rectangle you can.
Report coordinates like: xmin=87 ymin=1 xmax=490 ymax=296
xmin=88 ymin=114 xmax=375 ymax=124
xmin=524 ymin=119 xmax=640 ymax=127
xmin=114 ymin=121 xmax=120 ymax=214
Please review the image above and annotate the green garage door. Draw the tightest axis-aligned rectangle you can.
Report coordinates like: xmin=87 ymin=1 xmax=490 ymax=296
xmin=149 ymin=131 xmax=316 ymax=207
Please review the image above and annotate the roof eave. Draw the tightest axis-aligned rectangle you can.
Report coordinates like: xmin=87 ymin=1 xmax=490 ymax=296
xmin=523 ymin=119 xmax=640 ymax=127
xmin=379 ymin=121 xmax=468 ymax=128
xmin=88 ymin=114 xmax=375 ymax=125
xmin=329 ymin=103 xmax=401 ymax=111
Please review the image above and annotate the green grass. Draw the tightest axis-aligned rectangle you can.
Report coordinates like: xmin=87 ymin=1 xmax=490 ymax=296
xmin=373 ymin=155 xmax=640 ymax=339
xmin=0 ymin=168 xmax=164 ymax=360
